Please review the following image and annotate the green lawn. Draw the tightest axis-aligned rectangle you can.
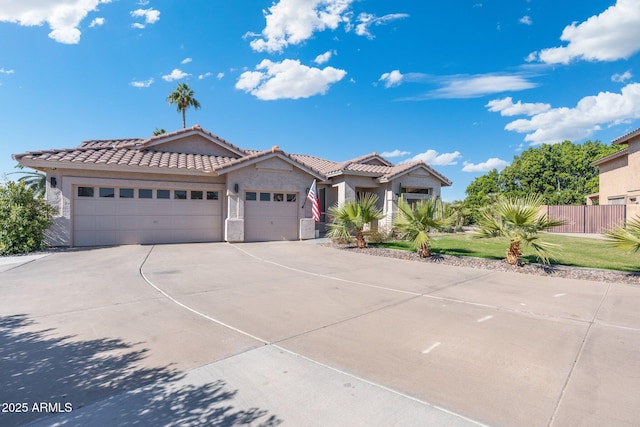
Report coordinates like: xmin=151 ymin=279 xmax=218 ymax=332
xmin=373 ymin=233 xmax=640 ymax=273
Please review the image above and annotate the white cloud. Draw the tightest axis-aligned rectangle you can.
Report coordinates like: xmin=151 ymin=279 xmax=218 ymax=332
xmin=216 ymin=72 xmax=225 ymax=80
xmin=181 ymin=58 xmax=192 ymax=64
xmin=486 ymin=97 xmax=551 ymax=116
xmin=529 ymin=0 xmax=640 ymax=64
xmin=430 ymin=74 xmax=538 ymax=99
xmin=130 ymin=78 xmax=154 ymax=88
xmin=314 ymin=50 xmax=334 ymax=65
xmin=492 ymin=83 xmax=640 ymax=145
xmin=404 ymin=150 xmax=461 ymax=166
xmin=380 ymin=149 xmax=410 ymax=158
xmin=250 ymin=0 xmax=354 ymax=53
xmin=462 ymin=158 xmax=509 ymax=173
xmin=198 ymin=72 xmax=212 ymax=80
xmin=130 ymin=8 xmax=160 ymax=28
xmin=162 ymin=69 xmax=190 ymax=82
xmin=379 ymin=70 xmax=403 ymax=88
xmin=89 ymin=17 xmax=105 ymax=28
xmin=354 ymin=13 xmax=409 ymax=39
xmin=236 ymin=59 xmax=346 ymax=100
xmin=0 ymin=68 xmax=15 ymax=74
xmin=519 ymin=15 xmax=532 ymax=26
xmin=0 ymin=0 xmax=113 ymax=44
xmin=612 ymin=71 xmax=633 ymax=83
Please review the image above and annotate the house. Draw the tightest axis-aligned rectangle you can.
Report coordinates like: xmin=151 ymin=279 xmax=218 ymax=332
xmin=590 ymin=127 xmax=640 ymax=206
xmin=12 ymin=126 xmax=451 ymax=247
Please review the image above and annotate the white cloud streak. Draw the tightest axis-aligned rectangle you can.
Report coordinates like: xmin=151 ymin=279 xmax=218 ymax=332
xmin=462 ymin=158 xmax=509 ymax=173
xmin=250 ymin=0 xmax=353 ymax=53
xmin=0 ymin=68 xmax=15 ymax=74
xmin=612 ymin=71 xmax=633 ymax=83
xmin=130 ymin=78 xmax=154 ymax=88
xmin=181 ymin=58 xmax=192 ymax=64
xmin=162 ymin=69 xmax=190 ymax=81
xmin=404 ymin=150 xmax=461 ymax=166
xmin=486 ymin=97 xmax=551 ymax=116
xmin=130 ymin=7 xmax=160 ymax=28
xmin=530 ymin=0 xmax=640 ymax=64
xmin=380 ymin=149 xmax=410 ymax=158
xmin=89 ymin=17 xmax=105 ymax=27
xmin=489 ymin=83 xmax=640 ymax=145
xmin=354 ymin=12 xmax=409 ymax=39
xmin=431 ymin=74 xmax=538 ymax=99
xmin=236 ymin=59 xmax=346 ymax=100
xmin=379 ymin=70 xmax=403 ymax=88
xmin=314 ymin=50 xmax=334 ymax=64
xmin=0 ymin=0 xmax=113 ymax=44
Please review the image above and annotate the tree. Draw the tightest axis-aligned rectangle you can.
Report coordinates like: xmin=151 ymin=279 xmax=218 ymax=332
xmin=464 ymin=168 xmax=501 ymax=223
xmin=153 ymin=128 xmax=166 ymax=136
xmin=394 ymin=196 xmax=453 ymax=257
xmin=603 ymin=217 xmax=640 ymax=253
xmin=0 ymin=181 xmax=56 ymax=255
xmin=8 ymin=164 xmax=46 ymax=197
xmin=465 ymin=141 xmax=624 ymax=211
xmin=448 ymin=200 xmax=472 ymax=228
xmin=327 ymin=193 xmax=384 ymax=248
xmin=167 ymin=83 xmax=201 ymax=128
xmin=473 ymin=194 xmax=566 ymax=265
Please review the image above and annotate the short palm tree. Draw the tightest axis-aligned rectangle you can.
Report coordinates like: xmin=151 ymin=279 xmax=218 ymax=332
xmin=394 ymin=196 xmax=453 ymax=257
xmin=167 ymin=83 xmax=201 ymax=128
xmin=327 ymin=193 xmax=384 ymax=248
xmin=473 ymin=194 xmax=565 ymax=265
xmin=603 ymin=216 xmax=640 ymax=253
xmin=8 ymin=165 xmax=46 ymax=197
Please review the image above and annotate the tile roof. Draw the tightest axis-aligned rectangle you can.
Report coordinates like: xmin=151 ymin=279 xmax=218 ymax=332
xmin=612 ymin=127 xmax=640 ymax=145
xmin=591 ymin=148 xmax=629 ymax=166
xmin=12 ymin=126 xmax=451 ymax=185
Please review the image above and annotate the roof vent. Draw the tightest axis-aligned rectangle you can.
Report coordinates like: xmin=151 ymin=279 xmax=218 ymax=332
xmin=271 ymin=145 xmax=280 ymax=153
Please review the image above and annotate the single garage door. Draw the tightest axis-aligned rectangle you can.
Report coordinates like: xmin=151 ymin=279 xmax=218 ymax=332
xmin=73 ymin=184 xmax=222 ymax=246
xmin=244 ymin=190 xmax=299 ymax=241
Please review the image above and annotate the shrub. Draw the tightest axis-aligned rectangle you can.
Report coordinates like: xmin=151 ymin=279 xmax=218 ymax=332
xmin=0 ymin=181 xmax=56 ymax=255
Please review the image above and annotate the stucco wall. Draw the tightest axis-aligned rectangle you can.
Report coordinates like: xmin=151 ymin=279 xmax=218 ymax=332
xmin=150 ymin=134 xmax=241 ymax=157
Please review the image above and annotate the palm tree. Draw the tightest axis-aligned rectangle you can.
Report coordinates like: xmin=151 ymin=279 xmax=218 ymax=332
xmin=473 ymin=194 xmax=565 ymax=265
xmin=448 ymin=200 xmax=471 ymax=229
xmin=167 ymin=83 xmax=201 ymax=128
xmin=8 ymin=164 xmax=46 ymax=197
xmin=327 ymin=193 xmax=384 ymax=248
xmin=394 ymin=196 xmax=453 ymax=257
xmin=603 ymin=216 xmax=640 ymax=253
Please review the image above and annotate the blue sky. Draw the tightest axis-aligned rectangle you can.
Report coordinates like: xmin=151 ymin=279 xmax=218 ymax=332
xmin=2 ymin=0 xmax=640 ymax=201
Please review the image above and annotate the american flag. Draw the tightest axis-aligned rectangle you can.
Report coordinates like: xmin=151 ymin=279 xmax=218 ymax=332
xmin=307 ymin=179 xmax=321 ymax=223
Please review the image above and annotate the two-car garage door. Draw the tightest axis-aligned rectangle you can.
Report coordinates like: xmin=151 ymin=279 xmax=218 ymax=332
xmin=73 ymin=183 xmax=222 ymax=246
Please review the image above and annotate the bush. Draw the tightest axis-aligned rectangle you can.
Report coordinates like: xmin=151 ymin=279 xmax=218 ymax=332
xmin=0 ymin=181 xmax=56 ymax=255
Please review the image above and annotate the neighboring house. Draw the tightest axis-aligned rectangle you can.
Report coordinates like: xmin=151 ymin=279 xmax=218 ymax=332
xmin=590 ymin=127 xmax=640 ymax=206
xmin=12 ymin=126 xmax=451 ymax=247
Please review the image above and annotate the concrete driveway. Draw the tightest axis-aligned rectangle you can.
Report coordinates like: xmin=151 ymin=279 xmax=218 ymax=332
xmin=1 ymin=241 xmax=638 ymax=427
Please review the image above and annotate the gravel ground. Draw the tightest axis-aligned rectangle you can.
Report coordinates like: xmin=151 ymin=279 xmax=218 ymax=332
xmin=325 ymin=243 xmax=640 ymax=285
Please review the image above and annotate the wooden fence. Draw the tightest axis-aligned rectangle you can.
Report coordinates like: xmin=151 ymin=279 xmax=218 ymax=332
xmin=545 ymin=205 xmax=626 ymax=233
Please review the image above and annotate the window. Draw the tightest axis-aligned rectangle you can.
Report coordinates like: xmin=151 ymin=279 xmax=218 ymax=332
xmin=191 ymin=191 xmax=203 ymax=200
xmin=246 ymin=192 xmax=257 ymax=201
xmin=119 ymin=188 xmax=134 ymax=198
xmin=608 ymin=197 xmax=625 ymax=205
xmin=139 ymin=189 xmax=153 ymax=199
xmin=287 ymin=194 xmax=296 ymax=202
xmin=274 ymin=193 xmax=284 ymax=202
xmin=99 ymin=187 xmax=115 ymax=198
xmin=157 ymin=189 xmax=170 ymax=199
xmin=206 ymin=191 xmax=219 ymax=200
xmin=78 ymin=187 xmax=94 ymax=197
xmin=174 ymin=190 xmax=187 ymax=200
xmin=260 ymin=192 xmax=271 ymax=201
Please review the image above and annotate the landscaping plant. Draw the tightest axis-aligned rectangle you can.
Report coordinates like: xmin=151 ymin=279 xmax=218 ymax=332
xmin=603 ymin=216 xmax=640 ymax=253
xmin=327 ymin=193 xmax=384 ymax=248
xmin=394 ymin=196 xmax=453 ymax=257
xmin=0 ymin=181 xmax=56 ymax=255
xmin=473 ymin=194 xmax=565 ymax=265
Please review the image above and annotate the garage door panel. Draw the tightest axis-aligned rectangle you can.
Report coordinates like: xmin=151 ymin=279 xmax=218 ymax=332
xmin=74 ymin=184 xmax=222 ymax=246
xmin=245 ymin=196 xmax=299 ymax=242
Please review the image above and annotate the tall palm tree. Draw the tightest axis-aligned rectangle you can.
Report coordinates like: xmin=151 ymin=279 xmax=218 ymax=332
xmin=473 ymin=194 xmax=565 ymax=265
xmin=327 ymin=193 xmax=384 ymax=248
xmin=394 ymin=196 xmax=453 ymax=257
xmin=603 ymin=216 xmax=640 ymax=253
xmin=167 ymin=83 xmax=201 ymax=128
xmin=8 ymin=164 xmax=46 ymax=197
